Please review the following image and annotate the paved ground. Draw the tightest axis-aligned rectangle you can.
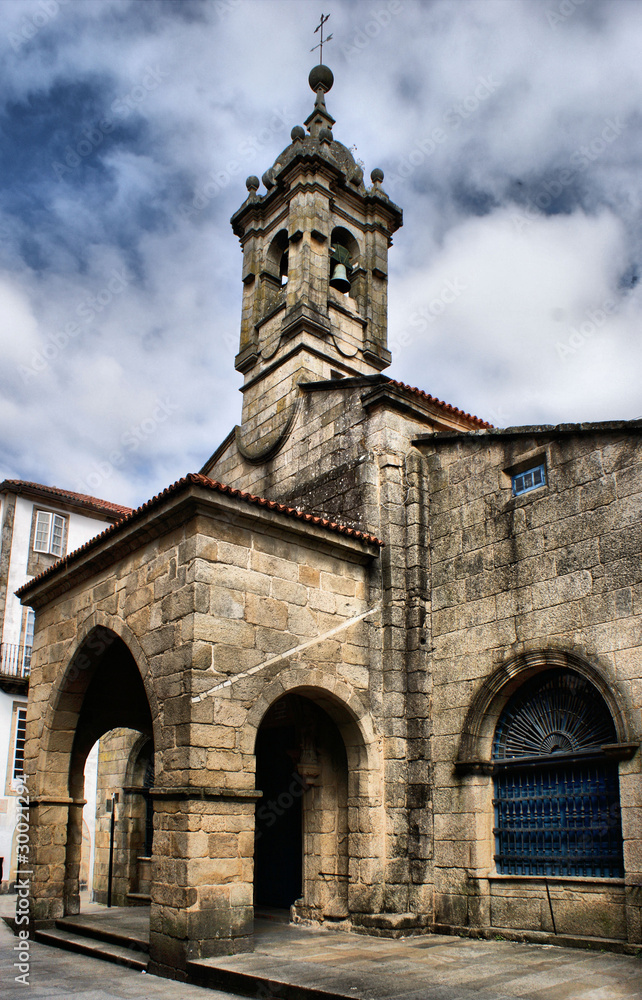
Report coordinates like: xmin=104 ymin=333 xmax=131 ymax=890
xmin=1 ymin=893 xmax=640 ymax=1000
xmin=0 ymin=893 xmax=232 ymax=999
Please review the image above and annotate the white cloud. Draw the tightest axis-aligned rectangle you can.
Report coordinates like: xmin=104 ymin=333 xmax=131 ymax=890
xmin=0 ymin=0 xmax=640 ymax=508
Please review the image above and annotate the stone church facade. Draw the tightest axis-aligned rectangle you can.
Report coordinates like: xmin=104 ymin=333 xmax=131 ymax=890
xmin=19 ymin=66 xmax=641 ymax=976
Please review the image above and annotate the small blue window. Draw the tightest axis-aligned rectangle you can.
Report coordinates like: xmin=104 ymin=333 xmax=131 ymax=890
xmin=512 ymin=463 xmax=546 ymax=496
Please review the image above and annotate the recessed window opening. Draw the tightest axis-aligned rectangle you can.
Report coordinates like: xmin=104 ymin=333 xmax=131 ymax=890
xmin=266 ymin=229 xmax=289 ymax=287
xmin=23 ymin=609 xmax=35 ymax=673
xmin=329 ymin=226 xmax=359 ymax=296
xmin=12 ymin=707 xmax=27 ymax=780
xmin=492 ymin=669 xmax=624 ymax=878
xmin=512 ymin=463 xmax=546 ymax=497
xmin=34 ymin=510 xmax=65 ymax=556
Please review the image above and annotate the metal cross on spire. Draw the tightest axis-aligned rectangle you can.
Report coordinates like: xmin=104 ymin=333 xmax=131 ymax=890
xmin=311 ymin=13 xmax=333 ymax=64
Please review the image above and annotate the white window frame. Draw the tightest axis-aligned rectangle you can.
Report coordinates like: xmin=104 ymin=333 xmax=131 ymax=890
xmin=11 ymin=706 xmax=27 ymax=783
xmin=23 ymin=609 xmax=35 ymax=672
xmin=33 ymin=510 xmax=66 ymax=557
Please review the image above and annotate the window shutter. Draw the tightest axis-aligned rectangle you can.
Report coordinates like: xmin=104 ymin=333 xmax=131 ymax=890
xmin=34 ymin=511 xmax=51 ymax=552
xmin=50 ymin=514 xmax=65 ymax=556
xmin=13 ymin=708 xmax=27 ymax=780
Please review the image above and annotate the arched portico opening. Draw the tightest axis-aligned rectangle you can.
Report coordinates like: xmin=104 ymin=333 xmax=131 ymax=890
xmin=253 ymin=686 xmax=376 ymax=924
xmin=33 ymin=625 xmax=154 ymax=920
xmin=90 ymin=729 xmax=155 ymax=906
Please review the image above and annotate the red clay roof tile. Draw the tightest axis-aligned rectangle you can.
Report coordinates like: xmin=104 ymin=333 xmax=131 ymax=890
xmin=0 ymin=479 xmax=132 ymax=518
xmin=386 ymin=379 xmax=492 ymax=428
xmin=16 ymin=473 xmax=382 ymax=597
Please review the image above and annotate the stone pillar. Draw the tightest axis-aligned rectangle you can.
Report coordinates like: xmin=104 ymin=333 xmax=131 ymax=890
xmin=63 ymin=799 xmax=84 ymax=915
xmin=620 ymin=757 xmax=642 ymax=944
xmin=27 ymin=798 xmax=73 ymax=925
xmin=147 ymin=788 xmax=259 ymax=978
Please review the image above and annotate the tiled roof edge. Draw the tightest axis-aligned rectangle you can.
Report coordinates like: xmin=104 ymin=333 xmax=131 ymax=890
xmin=16 ymin=473 xmax=382 ymax=597
xmin=0 ymin=479 xmax=132 ymax=518
xmin=386 ymin=380 xmax=492 ymax=429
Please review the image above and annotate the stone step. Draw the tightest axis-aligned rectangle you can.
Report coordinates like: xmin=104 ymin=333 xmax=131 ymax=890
xmin=187 ymin=952 xmax=379 ymax=1000
xmin=34 ymin=926 xmax=148 ymax=971
xmin=55 ymin=915 xmax=150 ymax=953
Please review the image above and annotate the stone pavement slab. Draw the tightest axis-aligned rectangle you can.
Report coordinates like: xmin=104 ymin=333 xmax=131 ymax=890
xmin=0 ymin=917 xmax=231 ymax=999
xmin=190 ymin=918 xmax=642 ymax=1000
xmin=1 ymin=893 xmax=641 ymax=1000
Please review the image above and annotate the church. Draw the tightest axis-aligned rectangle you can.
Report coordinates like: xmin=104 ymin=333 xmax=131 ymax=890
xmin=18 ymin=64 xmax=641 ymax=977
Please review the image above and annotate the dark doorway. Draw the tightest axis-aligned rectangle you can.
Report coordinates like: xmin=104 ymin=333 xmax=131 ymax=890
xmin=254 ymin=721 xmax=303 ymax=908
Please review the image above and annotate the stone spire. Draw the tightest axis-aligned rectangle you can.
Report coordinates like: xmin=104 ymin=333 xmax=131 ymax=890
xmin=305 ymin=64 xmax=336 ymax=140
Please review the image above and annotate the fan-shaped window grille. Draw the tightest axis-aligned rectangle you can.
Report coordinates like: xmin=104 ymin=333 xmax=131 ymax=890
xmin=492 ymin=670 xmax=623 ymax=878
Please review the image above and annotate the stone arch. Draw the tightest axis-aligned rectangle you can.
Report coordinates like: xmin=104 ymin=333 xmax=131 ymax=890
xmin=125 ymin=732 xmax=154 ymax=787
xmin=457 ymin=648 xmax=631 ymax=766
xmin=244 ymin=666 xmax=380 ymax=780
xmin=246 ymin=669 xmax=383 ymax=921
xmin=330 ymin=225 xmax=360 ymax=267
xmin=32 ymin=613 xmax=156 ymax=917
xmin=266 ymin=228 xmax=289 ymax=285
xmin=36 ymin=611 xmax=159 ymax=797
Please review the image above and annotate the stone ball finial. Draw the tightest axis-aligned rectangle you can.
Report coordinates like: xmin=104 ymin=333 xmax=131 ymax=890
xmin=309 ymin=64 xmax=334 ymax=93
xmin=351 ymin=165 xmax=364 ymax=186
xmin=319 ymin=127 xmax=333 ymax=143
xmin=262 ymin=168 xmax=275 ymax=190
xmin=291 ymin=125 xmax=305 ymax=142
xmin=371 ymin=168 xmax=384 ymax=184
xmin=246 ymin=175 xmax=260 ymax=192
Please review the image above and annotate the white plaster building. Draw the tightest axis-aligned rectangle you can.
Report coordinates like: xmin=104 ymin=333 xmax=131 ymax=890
xmin=0 ymin=480 xmax=130 ymax=890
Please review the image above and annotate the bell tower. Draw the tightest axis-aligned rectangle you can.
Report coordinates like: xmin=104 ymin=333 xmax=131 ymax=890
xmin=230 ymin=65 xmax=402 ymax=462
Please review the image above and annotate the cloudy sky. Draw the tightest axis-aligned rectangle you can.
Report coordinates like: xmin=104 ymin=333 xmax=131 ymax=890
xmin=0 ymin=0 xmax=640 ymax=508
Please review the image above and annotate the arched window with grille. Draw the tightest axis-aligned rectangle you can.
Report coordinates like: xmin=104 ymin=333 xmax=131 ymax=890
xmin=492 ymin=669 xmax=624 ymax=878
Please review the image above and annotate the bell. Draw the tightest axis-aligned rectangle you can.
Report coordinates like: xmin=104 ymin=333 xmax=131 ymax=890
xmin=330 ymin=262 xmax=350 ymax=293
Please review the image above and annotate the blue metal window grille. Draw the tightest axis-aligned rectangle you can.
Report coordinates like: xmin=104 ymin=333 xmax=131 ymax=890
xmin=493 ymin=670 xmax=623 ymax=878
xmin=512 ymin=464 xmax=546 ymax=496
